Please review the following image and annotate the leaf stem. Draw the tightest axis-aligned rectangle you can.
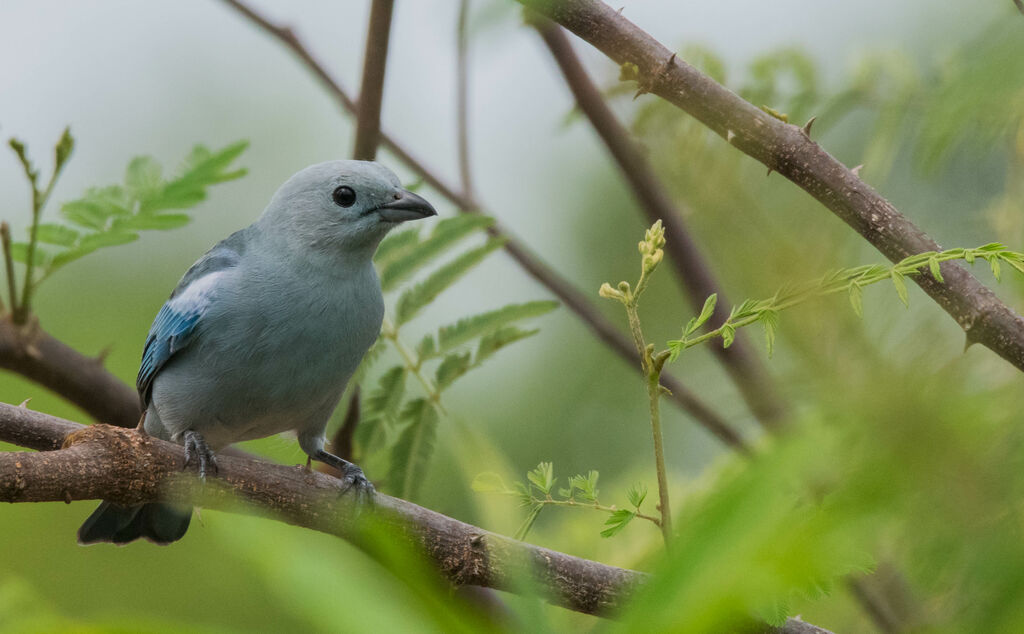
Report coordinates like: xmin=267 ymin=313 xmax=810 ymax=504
xmin=670 ymin=245 xmax=1024 ymax=358
xmin=534 ymin=496 xmax=661 ymax=526
xmin=381 ymin=317 xmax=448 ymax=415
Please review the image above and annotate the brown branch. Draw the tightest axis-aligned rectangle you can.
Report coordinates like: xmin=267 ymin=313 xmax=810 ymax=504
xmin=0 ymin=403 xmax=636 ymax=615
xmin=456 ymin=0 xmax=474 ymax=198
xmin=1015 ymin=0 xmax=1024 ymax=16
xmin=518 ymin=0 xmax=1024 ymax=374
xmin=0 ymin=402 xmax=827 ymax=631
xmin=216 ymin=0 xmax=748 ymax=450
xmin=352 ymin=0 xmax=396 ymax=161
xmin=531 ymin=18 xmax=786 ymax=430
xmin=0 ymin=317 xmax=140 ymax=427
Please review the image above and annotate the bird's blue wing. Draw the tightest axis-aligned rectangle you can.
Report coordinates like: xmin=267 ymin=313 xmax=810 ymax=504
xmin=136 ymin=228 xmax=249 ymax=406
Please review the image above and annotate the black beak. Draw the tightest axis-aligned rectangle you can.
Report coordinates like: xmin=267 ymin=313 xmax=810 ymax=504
xmin=376 ymin=190 xmax=437 ymax=222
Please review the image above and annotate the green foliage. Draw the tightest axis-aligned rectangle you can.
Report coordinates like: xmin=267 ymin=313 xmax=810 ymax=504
xmin=388 ymin=398 xmax=440 ymax=500
xmin=377 ymin=215 xmax=493 ymax=291
xmin=353 ymin=214 xmax=558 ymax=501
xmin=668 ymin=244 xmax=1024 ymax=361
xmin=395 ymin=237 xmax=506 ymax=325
xmin=5 ymin=138 xmax=248 ymax=300
xmin=473 ymin=463 xmax=657 ymax=541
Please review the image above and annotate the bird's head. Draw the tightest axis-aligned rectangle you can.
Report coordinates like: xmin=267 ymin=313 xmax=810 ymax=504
xmin=259 ymin=160 xmax=437 ymax=257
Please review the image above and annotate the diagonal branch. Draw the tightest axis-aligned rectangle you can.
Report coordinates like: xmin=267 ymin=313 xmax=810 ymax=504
xmin=0 ymin=317 xmax=140 ymax=427
xmin=531 ymin=18 xmax=786 ymax=430
xmin=215 ymin=0 xmax=748 ymax=449
xmin=0 ymin=402 xmax=827 ymax=631
xmin=518 ymin=0 xmax=1024 ymax=374
xmin=352 ymin=0 xmax=396 ymax=161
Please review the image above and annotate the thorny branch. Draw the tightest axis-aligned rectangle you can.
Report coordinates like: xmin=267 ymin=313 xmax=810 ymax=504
xmin=518 ymin=0 xmax=1024 ymax=375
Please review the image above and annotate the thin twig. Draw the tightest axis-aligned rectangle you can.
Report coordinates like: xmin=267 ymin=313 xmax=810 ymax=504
xmin=456 ymin=0 xmax=474 ymax=198
xmin=518 ymin=0 xmax=1024 ymax=375
xmin=352 ymin=0 xmax=396 ymax=161
xmin=216 ymin=0 xmax=748 ymax=450
xmin=531 ymin=18 xmax=786 ymax=429
xmin=0 ymin=223 xmax=17 ymax=314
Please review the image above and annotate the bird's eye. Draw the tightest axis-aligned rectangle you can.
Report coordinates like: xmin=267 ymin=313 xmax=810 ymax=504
xmin=332 ymin=186 xmax=357 ymax=208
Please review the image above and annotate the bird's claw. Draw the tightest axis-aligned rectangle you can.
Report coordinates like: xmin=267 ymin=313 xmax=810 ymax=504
xmin=183 ymin=430 xmax=218 ymax=481
xmin=312 ymin=449 xmax=375 ymax=505
xmin=341 ymin=463 xmax=375 ymax=502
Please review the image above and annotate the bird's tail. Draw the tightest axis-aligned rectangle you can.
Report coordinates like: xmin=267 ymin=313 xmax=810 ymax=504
xmin=77 ymin=500 xmax=192 ymax=545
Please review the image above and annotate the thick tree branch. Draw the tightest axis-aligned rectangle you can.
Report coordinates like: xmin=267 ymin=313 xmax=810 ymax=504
xmin=352 ymin=0 xmax=395 ymax=161
xmin=518 ymin=0 xmax=1024 ymax=374
xmin=0 ymin=317 xmax=140 ymax=427
xmin=532 ymin=18 xmax=786 ymax=430
xmin=0 ymin=402 xmax=827 ymax=631
xmin=216 ymin=0 xmax=748 ymax=449
xmin=0 ymin=404 xmax=632 ymax=615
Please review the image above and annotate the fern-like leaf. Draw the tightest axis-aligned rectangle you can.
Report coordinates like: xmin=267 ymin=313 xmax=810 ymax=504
xmin=395 ymin=237 xmax=505 ymax=325
xmin=389 ymin=398 xmax=440 ymax=500
xmin=379 ymin=215 xmax=492 ymax=291
xmin=434 ymin=300 xmax=558 ymax=357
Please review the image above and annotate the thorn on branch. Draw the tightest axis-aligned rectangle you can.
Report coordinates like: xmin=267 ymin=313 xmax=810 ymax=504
xmin=18 ymin=398 xmax=31 ymax=409
xmin=95 ymin=345 xmax=113 ymax=365
xmin=851 ymin=164 xmax=864 ymax=177
xmin=801 ymin=116 xmax=817 ymax=138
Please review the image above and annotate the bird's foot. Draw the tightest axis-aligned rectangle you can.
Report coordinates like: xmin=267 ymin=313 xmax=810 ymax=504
xmin=312 ymin=450 xmax=375 ymax=503
xmin=183 ymin=430 xmax=218 ymax=481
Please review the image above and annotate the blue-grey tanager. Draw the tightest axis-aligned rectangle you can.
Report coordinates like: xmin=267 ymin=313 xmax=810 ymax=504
xmin=78 ymin=160 xmax=436 ymax=544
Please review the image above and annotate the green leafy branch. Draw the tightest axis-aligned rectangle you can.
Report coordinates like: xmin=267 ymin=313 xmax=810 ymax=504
xmin=472 ymin=462 xmax=658 ymax=540
xmin=599 ymin=220 xmax=674 ymax=547
xmin=5 ymin=128 xmax=74 ymax=322
xmin=668 ymin=243 xmax=1024 ymax=361
xmin=4 ymin=131 xmax=248 ymax=323
xmin=352 ymin=215 xmax=558 ymax=501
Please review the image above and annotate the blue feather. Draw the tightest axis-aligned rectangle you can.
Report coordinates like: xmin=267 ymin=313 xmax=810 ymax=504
xmin=135 ymin=228 xmax=248 ymax=405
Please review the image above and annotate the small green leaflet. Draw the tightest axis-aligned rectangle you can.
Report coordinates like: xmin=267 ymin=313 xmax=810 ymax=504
xmin=527 ymin=462 xmax=556 ymax=495
xmin=601 ymin=509 xmax=636 ymax=538
xmin=890 ymin=269 xmax=909 ymax=307
xmin=684 ymin=293 xmax=718 ymax=336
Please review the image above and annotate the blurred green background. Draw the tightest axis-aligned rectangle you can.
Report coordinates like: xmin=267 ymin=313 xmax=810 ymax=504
xmin=2 ymin=0 xmax=1024 ymax=631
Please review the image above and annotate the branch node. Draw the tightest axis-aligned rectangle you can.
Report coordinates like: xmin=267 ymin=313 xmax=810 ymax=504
xmin=726 ymin=129 xmax=736 ymax=143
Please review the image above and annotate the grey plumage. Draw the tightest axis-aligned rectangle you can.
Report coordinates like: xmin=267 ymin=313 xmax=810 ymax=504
xmin=79 ymin=160 xmax=436 ymax=545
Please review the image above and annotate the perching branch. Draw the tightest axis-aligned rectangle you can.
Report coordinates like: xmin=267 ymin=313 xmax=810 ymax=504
xmin=531 ymin=18 xmax=786 ymax=430
xmin=216 ymin=0 xmax=748 ymax=450
xmin=1014 ymin=0 xmax=1024 ymax=16
xmin=0 ymin=402 xmax=829 ymax=631
xmin=352 ymin=0 xmax=396 ymax=161
xmin=518 ymin=0 xmax=1024 ymax=375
